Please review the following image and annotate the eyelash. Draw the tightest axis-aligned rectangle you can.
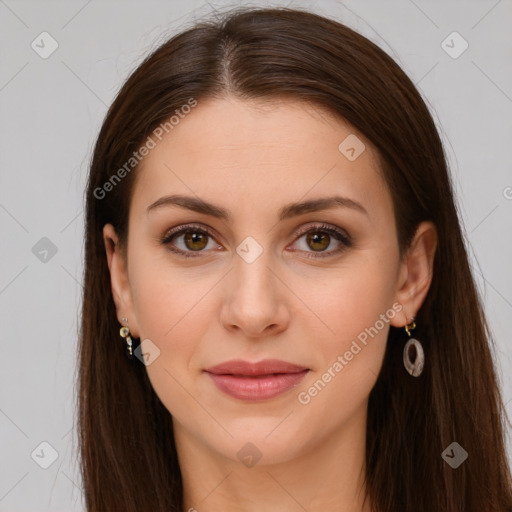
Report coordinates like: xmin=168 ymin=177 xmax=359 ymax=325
xmin=160 ymin=223 xmax=352 ymax=259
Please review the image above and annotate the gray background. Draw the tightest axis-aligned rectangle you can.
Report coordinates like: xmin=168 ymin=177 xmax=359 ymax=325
xmin=1 ymin=0 xmax=511 ymax=510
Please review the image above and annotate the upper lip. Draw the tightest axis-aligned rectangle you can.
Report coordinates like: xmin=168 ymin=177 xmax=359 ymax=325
xmin=205 ymin=359 xmax=309 ymax=376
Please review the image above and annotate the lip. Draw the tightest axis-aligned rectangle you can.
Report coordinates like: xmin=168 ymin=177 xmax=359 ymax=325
xmin=205 ymin=359 xmax=309 ymax=376
xmin=204 ymin=359 xmax=310 ymax=401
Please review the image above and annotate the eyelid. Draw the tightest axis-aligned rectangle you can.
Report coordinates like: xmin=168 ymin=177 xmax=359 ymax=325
xmin=161 ymin=223 xmax=218 ymax=244
xmin=292 ymin=222 xmax=351 ymax=243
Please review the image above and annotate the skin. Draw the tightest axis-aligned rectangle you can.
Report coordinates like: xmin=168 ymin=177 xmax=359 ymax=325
xmin=103 ymin=96 xmax=437 ymax=512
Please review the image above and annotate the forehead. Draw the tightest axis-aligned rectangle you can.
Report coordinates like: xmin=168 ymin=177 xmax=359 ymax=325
xmin=130 ymin=97 xmax=391 ymax=224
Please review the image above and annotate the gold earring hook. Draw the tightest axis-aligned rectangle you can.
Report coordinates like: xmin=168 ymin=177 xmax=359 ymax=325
xmin=405 ymin=321 xmax=416 ymax=337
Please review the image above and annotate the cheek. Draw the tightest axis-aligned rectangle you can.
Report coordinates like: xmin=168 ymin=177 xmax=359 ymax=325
xmin=128 ymin=246 xmax=210 ymax=339
xmin=127 ymin=248 xmax=216 ymax=366
xmin=293 ymin=255 xmax=397 ymax=394
xmin=295 ymin=255 xmax=396 ymax=343
xmin=128 ymin=258 xmax=208 ymax=422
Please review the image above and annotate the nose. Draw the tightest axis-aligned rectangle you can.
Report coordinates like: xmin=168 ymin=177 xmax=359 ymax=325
xmin=220 ymin=252 xmax=290 ymax=339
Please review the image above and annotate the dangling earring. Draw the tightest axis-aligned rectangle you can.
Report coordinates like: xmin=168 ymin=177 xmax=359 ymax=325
xmin=403 ymin=320 xmax=424 ymax=377
xmin=120 ymin=317 xmax=133 ymax=359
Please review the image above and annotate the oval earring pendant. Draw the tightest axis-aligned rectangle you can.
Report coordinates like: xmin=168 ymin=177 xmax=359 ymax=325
xmin=403 ymin=338 xmax=424 ymax=377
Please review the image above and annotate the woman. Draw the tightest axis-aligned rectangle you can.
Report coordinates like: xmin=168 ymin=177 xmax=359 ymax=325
xmin=78 ymin=6 xmax=512 ymax=511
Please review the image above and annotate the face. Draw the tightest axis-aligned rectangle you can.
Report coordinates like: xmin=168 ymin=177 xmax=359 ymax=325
xmin=104 ymin=96 xmax=434 ymax=467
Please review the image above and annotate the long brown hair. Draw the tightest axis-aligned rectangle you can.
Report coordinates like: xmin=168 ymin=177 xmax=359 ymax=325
xmin=78 ymin=6 xmax=512 ymax=511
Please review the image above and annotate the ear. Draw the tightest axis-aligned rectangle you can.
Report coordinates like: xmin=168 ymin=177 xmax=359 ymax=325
xmin=103 ymin=223 xmax=140 ymax=338
xmin=390 ymin=221 xmax=438 ymax=328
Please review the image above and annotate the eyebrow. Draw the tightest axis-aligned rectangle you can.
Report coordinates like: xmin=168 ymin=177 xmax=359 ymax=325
xmin=146 ymin=194 xmax=368 ymax=221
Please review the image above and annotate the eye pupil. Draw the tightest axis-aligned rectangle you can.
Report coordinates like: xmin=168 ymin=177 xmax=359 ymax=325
xmin=306 ymin=231 xmax=330 ymax=251
xmin=184 ymin=231 xmax=208 ymax=251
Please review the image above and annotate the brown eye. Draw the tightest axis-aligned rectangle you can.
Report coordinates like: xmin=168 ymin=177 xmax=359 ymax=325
xmin=306 ymin=231 xmax=331 ymax=252
xmin=183 ymin=231 xmax=209 ymax=251
xmin=290 ymin=223 xmax=352 ymax=259
xmin=162 ymin=225 xmax=220 ymax=258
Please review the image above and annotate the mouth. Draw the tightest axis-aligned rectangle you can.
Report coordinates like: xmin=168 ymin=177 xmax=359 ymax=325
xmin=204 ymin=359 xmax=310 ymax=401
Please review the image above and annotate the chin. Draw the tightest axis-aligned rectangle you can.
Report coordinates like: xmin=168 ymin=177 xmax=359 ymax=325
xmin=205 ymin=428 xmax=306 ymax=467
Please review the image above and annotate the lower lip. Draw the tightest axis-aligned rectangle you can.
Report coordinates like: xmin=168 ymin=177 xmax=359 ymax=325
xmin=206 ymin=370 xmax=309 ymax=401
